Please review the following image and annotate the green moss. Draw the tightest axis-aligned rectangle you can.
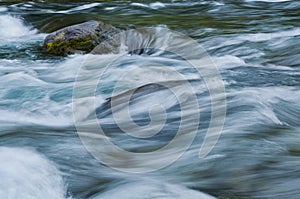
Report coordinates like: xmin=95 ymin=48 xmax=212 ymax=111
xmin=45 ymin=34 xmax=98 ymax=55
xmin=46 ymin=42 xmax=61 ymax=52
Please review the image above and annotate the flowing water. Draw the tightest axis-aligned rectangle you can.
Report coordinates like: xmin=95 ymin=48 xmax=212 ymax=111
xmin=0 ymin=1 xmax=300 ymax=198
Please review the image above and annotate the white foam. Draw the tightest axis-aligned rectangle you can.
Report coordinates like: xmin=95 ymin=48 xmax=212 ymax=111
xmin=104 ymin=7 xmax=117 ymax=11
xmin=0 ymin=7 xmax=8 ymax=12
xmin=246 ymin=0 xmax=292 ymax=2
xmin=131 ymin=2 xmax=166 ymax=9
xmin=0 ymin=147 xmax=68 ymax=199
xmin=57 ymin=3 xmax=101 ymax=14
xmin=0 ymin=107 xmax=72 ymax=130
xmin=213 ymin=55 xmax=246 ymax=69
xmin=237 ymin=28 xmax=300 ymax=42
xmin=0 ymin=15 xmax=37 ymax=41
xmin=0 ymin=71 xmax=47 ymax=87
xmin=130 ymin=3 xmax=149 ymax=8
xmin=92 ymin=181 xmax=216 ymax=199
xmin=24 ymin=3 xmax=33 ymax=8
xmin=149 ymin=2 xmax=166 ymax=9
xmin=226 ymin=87 xmax=300 ymax=127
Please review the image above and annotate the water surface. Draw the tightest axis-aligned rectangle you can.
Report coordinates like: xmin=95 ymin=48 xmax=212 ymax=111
xmin=0 ymin=1 xmax=300 ymax=198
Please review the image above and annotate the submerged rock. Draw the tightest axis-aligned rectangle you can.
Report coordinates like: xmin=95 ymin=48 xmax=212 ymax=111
xmin=43 ymin=20 xmax=120 ymax=56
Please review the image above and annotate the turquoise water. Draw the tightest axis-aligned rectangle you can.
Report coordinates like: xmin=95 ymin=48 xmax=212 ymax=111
xmin=0 ymin=1 xmax=300 ymax=198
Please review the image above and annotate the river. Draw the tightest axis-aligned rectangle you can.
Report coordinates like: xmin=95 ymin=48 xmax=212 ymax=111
xmin=0 ymin=0 xmax=299 ymax=198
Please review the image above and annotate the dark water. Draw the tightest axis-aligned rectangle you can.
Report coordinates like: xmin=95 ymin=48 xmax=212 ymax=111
xmin=0 ymin=1 xmax=300 ymax=198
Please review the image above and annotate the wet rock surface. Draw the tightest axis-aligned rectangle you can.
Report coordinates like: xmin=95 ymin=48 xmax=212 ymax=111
xmin=43 ymin=20 xmax=120 ymax=56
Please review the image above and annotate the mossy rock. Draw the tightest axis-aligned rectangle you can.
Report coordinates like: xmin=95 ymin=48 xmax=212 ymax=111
xmin=43 ymin=20 xmax=120 ymax=56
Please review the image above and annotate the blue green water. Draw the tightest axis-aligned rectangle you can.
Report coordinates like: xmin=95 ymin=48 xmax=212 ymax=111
xmin=0 ymin=1 xmax=300 ymax=198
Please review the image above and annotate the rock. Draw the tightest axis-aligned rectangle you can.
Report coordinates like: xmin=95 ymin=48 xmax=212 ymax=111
xmin=43 ymin=20 xmax=120 ymax=56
